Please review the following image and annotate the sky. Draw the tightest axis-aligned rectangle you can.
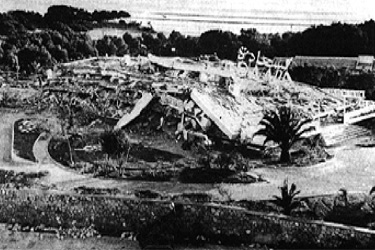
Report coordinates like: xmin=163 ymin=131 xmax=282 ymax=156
xmin=1 ymin=0 xmax=375 ymax=35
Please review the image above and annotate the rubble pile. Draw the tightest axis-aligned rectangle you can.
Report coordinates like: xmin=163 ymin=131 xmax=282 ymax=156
xmin=41 ymin=54 xmax=343 ymax=149
xmin=242 ymin=78 xmax=342 ymax=116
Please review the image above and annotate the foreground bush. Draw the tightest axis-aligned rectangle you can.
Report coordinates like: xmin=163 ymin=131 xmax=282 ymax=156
xmin=0 ymin=170 xmax=48 ymax=188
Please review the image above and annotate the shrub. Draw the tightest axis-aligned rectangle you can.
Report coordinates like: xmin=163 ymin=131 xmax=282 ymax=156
xmin=100 ymin=129 xmax=130 ymax=157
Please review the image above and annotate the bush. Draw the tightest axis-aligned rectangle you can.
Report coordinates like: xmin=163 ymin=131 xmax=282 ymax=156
xmin=100 ymin=129 xmax=130 ymax=157
xmin=0 ymin=169 xmax=48 ymax=188
xmin=74 ymin=186 xmax=120 ymax=195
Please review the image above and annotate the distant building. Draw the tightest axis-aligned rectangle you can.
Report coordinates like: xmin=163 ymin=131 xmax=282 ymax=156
xmin=292 ymin=55 xmax=375 ymax=72
xmin=356 ymin=55 xmax=374 ymax=72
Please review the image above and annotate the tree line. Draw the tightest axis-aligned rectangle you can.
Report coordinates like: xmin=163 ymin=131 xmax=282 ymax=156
xmin=0 ymin=5 xmax=374 ymax=76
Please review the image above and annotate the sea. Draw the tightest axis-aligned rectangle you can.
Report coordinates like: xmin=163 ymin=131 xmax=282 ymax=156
xmin=1 ymin=0 xmax=370 ymax=37
xmin=127 ymin=11 xmax=355 ymax=36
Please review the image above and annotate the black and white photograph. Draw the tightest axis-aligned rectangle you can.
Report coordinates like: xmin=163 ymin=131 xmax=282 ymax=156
xmin=0 ymin=0 xmax=375 ymax=249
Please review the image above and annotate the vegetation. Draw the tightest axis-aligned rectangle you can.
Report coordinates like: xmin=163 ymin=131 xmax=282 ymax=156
xmin=0 ymin=5 xmax=133 ymax=74
xmin=272 ymin=179 xmax=301 ymax=215
xmin=0 ymin=5 xmax=374 ymax=73
xmin=73 ymin=186 xmax=120 ymax=195
xmin=0 ymin=169 xmax=49 ymax=188
xmin=255 ymin=106 xmax=315 ymax=163
xmin=50 ymin=92 xmax=84 ymax=165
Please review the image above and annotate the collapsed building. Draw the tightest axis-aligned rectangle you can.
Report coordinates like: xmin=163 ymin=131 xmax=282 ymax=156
xmin=44 ymin=49 xmax=346 ymax=151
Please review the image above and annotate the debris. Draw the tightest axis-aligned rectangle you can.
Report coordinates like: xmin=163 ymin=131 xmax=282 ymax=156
xmin=40 ymin=50 xmax=344 ymax=152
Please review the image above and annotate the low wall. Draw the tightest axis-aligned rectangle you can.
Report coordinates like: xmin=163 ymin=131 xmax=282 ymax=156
xmin=0 ymin=189 xmax=375 ymax=248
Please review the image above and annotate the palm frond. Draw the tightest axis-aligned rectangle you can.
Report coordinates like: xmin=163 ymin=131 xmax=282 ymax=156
xmin=294 ymin=125 xmax=316 ymax=141
xmin=289 ymin=183 xmax=297 ymax=195
xmin=291 ymin=118 xmax=313 ymax=135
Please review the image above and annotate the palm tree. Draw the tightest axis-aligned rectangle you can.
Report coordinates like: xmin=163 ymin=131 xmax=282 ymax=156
xmin=254 ymin=106 xmax=315 ymax=163
xmin=272 ymin=178 xmax=301 ymax=215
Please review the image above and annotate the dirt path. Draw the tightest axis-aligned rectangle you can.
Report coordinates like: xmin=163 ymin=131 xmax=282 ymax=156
xmin=28 ymin=136 xmax=375 ymax=201
xmin=216 ymin=145 xmax=375 ymax=200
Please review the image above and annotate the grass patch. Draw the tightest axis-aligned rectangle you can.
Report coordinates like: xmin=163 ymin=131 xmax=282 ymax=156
xmin=48 ymin=135 xmax=183 ymax=181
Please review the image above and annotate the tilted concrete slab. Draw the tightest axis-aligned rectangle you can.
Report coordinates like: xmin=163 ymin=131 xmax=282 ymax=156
xmin=190 ymin=88 xmax=263 ymax=140
xmin=190 ymin=88 xmax=241 ymax=139
xmin=115 ymin=92 xmax=154 ymax=130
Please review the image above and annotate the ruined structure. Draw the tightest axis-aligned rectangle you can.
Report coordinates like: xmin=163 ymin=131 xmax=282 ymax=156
xmin=45 ymin=48 xmax=375 ymax=150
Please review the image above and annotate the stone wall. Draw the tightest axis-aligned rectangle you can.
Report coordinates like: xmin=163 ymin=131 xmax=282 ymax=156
xmin=1 ymin=189 xmax=375 ymax=248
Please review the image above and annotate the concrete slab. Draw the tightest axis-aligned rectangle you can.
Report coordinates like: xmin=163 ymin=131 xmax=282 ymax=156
xmin=190 ymin=88 xmax=263 ymax=141
xmin=190 ymin=88 xmax=241 ymax=139
xmin=115 ymin=92 xmax=154 ymax=130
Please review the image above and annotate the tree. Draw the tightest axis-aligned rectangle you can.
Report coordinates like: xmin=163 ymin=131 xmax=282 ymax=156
xmin=198 ymin=30 xmax=240 ymax=60
xmin=254 ymin=106 xmax=315 ymax=163
xmin=238 ymin=28 xmax=267 ymax=55
xmin=100 ymin=129 xmax=131 ymax=176
xmin=50 ymin=92 xmax=83 ymax=165
xmin=113 ymin=37 xmax=128 ymax=56
xmin=51 ymin=45 xmax=69 ymax=63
